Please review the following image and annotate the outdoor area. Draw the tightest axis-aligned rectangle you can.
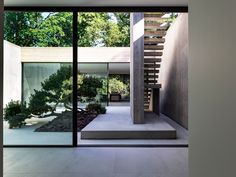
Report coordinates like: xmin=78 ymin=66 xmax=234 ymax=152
xmin=3 ymin=11 xmax=188 ymax=146
xmin=3 ymin=11 xmax=131 ymax=145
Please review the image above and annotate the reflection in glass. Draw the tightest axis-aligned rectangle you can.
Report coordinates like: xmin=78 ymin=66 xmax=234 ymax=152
xmin=3 ymin=11 xmax=73 ymax=145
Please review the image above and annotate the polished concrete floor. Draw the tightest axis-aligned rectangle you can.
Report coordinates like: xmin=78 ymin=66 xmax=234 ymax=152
xmin=4 ymin=147 xmax=188 ymax=177
xmin=78 ymin=113 xmax=188 ymax=146
xmin=4 ymin=106 xmax=187 ymax=146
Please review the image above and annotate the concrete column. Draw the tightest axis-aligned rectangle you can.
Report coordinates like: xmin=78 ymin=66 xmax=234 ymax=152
xmin=130 ymin=13 xmax=144 ymax=124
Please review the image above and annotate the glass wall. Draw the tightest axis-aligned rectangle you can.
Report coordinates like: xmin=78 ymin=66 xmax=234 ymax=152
xmin=78 ymin=63 xmax=108 ymax=107
xmin=3 ymin=12 xmax=73 ymax=145
xmin=108 ymin=63 xmax=130 ymax=104
xmin=77 ymin=62 xmax=130 ymax=107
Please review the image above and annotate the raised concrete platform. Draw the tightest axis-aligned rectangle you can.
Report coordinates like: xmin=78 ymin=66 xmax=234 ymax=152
xmin=81 ymin=106 xmax=176 ymax=139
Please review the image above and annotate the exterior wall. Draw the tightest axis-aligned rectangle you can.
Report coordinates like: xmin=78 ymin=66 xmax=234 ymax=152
xmin=3 ymin=40 xmax=130 ymax=105
xmin=21 ymin=47 xmax=130 ymax=63
xmin=159 ymin=13 xmax=188 ymax=129
xmin=3 ymin=41 xmax=22 ymax=107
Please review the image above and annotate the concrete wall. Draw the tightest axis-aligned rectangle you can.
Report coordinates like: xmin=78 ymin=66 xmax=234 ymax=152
xmin=3 ymin=41 xmax=22 ymax=107
xmin=159 ymin=13 xmax=188 ymax=129
xmin=189 ymin=1 xmax=236 ymax=177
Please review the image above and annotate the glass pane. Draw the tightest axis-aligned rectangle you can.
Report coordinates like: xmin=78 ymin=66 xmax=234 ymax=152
xmin=78 ymin=63 xmax=108 ymax=107
xmin=108 ymin=63 xmax=130 ymax=104
xmin=3 ymin=11 xmax=73 ymax=145
xmin=77 ymin=12 xmax=130 ymax=144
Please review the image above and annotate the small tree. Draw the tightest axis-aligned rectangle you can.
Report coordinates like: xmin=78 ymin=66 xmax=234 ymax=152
xmin=28 ymin=65 xmax=72 ymax=116
xmin=28 ymin=67 xmax=103 ymax=116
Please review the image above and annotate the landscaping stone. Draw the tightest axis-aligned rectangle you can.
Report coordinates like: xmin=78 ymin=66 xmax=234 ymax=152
xmin=35 ymin=111 xmax=98 ymax=132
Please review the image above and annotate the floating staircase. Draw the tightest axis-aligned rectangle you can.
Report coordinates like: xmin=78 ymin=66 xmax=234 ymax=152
xmin=143 ymin=13 xmax=169 ymax=111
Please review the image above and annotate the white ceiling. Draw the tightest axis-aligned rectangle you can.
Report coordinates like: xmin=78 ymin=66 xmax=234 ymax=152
xmin=4 ymin=0 xmax=188 ymax=6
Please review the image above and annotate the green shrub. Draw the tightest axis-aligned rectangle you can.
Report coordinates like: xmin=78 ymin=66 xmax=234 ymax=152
xmin=4 ymin=100 xmax=30 ymax=129
xmin=86 ymin=103 xmax=106 ymax=114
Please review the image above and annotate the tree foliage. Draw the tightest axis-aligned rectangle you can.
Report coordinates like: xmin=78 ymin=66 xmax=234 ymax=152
xmin=4 ymin=12 xmax=130 ymax=47
xmin=78 ymin=76 xmax=103 ymax=101
xmin=28 ymin=66 xmax=103 ymax=116
xmin=28 ymin=66 xmax=72 ymax=115
xmin=108 ymin=78 xmax=128 ymax=95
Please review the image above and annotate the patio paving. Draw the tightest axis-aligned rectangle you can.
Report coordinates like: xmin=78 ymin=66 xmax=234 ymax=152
xmin=81 ymin=106 xmax=177 ymax=139
xmin=3 ymin=116 xmax=72 ymax=145
xmin=3 ymin=106 xmax=187 ymax=146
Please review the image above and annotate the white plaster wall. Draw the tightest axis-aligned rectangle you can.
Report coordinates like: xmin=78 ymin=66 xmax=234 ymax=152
xmin=21 ymin=47 xmax=130 ymax=63
xmin=3 ymin=41 xmax=21 ymax=107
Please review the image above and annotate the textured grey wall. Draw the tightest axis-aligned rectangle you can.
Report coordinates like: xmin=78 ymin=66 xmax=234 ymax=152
xmin=159 ymin=13 xmax=188 ymax=129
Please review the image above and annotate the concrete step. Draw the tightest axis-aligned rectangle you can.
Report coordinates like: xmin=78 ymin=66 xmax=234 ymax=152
xmin=144 ymin=84 xmax=162 ymax=88
xmin=144 ymin=31 xmax=166 ymax=37
xmin=144 ymin=52 xmax=163 ymax=56
xmin=144 ymin=38 xmax=165 ymax=44
xmin=144 ymin=63 xmax=161 ymax=68
xmin=144 ymin=79 xmax=158 ymax=83
xmin=145 ymin=25 xmax=168 ymax=30
xmin=144 ymin=45 xmax=164 ymax=50
xmin=144 ymin=69 xmax=160 ymax=74
xmin=81 ymin=109 xmax=176 ymax=139
xmin=145 ymin=21 xmax=165 ymax=26
xmin=144 ymin=75 xmax=158 ymax=79
xmin=144 ymin=58 xmax=162 ymax=63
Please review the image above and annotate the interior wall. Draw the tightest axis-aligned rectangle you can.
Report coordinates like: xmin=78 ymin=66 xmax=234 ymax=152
xmin=189 ymin=1 xmax=236 ymax=177
xmin=159 ymin=13 xmax=188 ymax=129
xmin=3 ymin=41 xmax=22 ymax=107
